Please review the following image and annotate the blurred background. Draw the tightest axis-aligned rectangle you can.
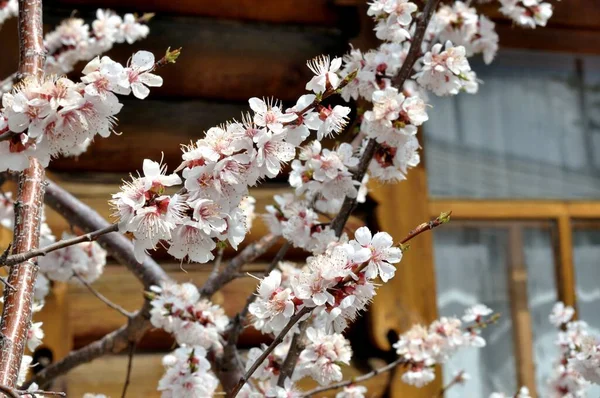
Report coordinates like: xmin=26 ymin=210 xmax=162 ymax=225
xmin=1 ymin=0 xmax=600 ymax=397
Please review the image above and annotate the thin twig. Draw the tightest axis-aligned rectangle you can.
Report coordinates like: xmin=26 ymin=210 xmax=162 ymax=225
xmin=0 ymin=384 xmax=66 ymax=397
xmin=121 ymin=341 xmax=136 ymax=398
xmin=437 ymin=370 xmax=466 ymax=397
xmin=400 ymin=211 xmax=451 ymax=245
xmin=0 ymin=277 xmax=15 ymax=291
xmin=300 ymin=358 xmax=406 ymax=397
xmin=73 ymin=274 xmax=133 ymax=318
xmin=230 ymin=306 xmax=311 ymax=397
xmin=2 ymin=224 xmax=118 ymax=266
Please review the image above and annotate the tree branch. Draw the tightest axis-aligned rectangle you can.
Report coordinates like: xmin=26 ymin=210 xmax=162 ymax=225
xmin=392 ymin=0 xmax=442 ymax=89
xmin=121 ymin=342 xmax=136 ymax=398
xmin=25 ymin=304 xmax=151 ymax=389
xmin=1 ymin=224 xmax=118 ymax=267
xmin=0 ymin=0 xmax=47 ymax=387
xmin=300 ymin=358 xmax=406 ymax=397
xmin=199 ymin=234 xmax=279 ymax=298
xmin=230 ymin=306 xmax=312 ymax=397
xmin=276 ymin=319 xmax=309 ymax=387
xmin=73 ymin=274 xmax=133 ymax=318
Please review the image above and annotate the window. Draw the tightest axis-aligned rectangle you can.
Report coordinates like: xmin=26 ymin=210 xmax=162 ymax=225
xmin=423 ymin=49 xmax=600 ymax=396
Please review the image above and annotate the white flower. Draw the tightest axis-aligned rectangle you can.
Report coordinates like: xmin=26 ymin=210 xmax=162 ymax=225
xmin=298 ymin=328 xmax=352 ymax=385
xmin=249 ymin=270 xmax=296 ymax=334
xmin=256 ymin=132 xmax=296 ymax=178
xmin=249 ymin=97 xmax=297 ymax=134
xmin=549 ymin=301 xmax=575 ymax=327
xmin=266 ymin=378 xmax=301 ymax=397
xmin=26 ymin=322 xmax=44 ymax=352
xmin=336 ymin=385 xmax=368 ymax=398
xmin=305 ymin=105 xmax=351 ymax=140
xmin=17 ymin=355 xmax=33 ymax=386
xmin=157 ymin=346 xmax=219 ymax=398
xmin=0 ymin=191 xmax=14 ymax=229
xmin=306 ymin=55 xmax=342 ymax=94
xmin=462 ymin=304 xmax=493 ymax=323
xmin=351 ymin=227 xmax=401 ymax=282
xmin=125 ymin=51 xmax=163 ymax=99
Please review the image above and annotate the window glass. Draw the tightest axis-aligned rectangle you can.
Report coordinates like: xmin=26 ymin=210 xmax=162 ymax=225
xmin=424 ymin=50 xmax=600 ymax=199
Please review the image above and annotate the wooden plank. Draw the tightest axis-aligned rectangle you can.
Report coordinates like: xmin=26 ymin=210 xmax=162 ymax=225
xmin=497 ymin=23 xmax=600 ymax=55
xmin=507 ymin=226 xmax=537 ymax=397
xmin=556 ymin=216 xmax=578 ymax=311
xmin=66 ymin=353 xmax=392 ymax=397
xmin=31 ymin=283 xmax=72 ymax=392
xmin=430 ymin=200 xmax=600 ymax=220
xmin=0 ymin=14 xmax=346 ymax=101
xmin=49 ymin=0 xmax=344 ymax=25
xmin=368 ymin=132 xmax=441 ymax=398
xmin=55 ymin=13 xmax=344 ymax=101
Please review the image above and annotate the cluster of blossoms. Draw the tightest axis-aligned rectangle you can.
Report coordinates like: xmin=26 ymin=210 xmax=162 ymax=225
xmin=44 ymin=9 xmax=150 ymax=76
xmin=428 ymin=1 xmax=499 ymax=64
xmin=0 ymin=0 xmax=17 ymax=30
xmin=149 ymin=282 xmax=228 ymax=350
xmin=112 ymin=55 xmax=355 ymax=263
xmin=498 ymin=0 xmax=553 ymax=28
xmin=0 ymin=50 xmax=163 ymax=172
xmin=393 ymin=304 xmax=494 ymax=387
xmin=38 ymin=231 xmax=107 ymax=284
xmin=414 ymin=40 xmax=478 ymax=96
xmin=250 ymin=226 xmax=400 ymax=338
xmin=157 ymin=346 xmax=219 ymax=397
xmin=0 ymin=8 xmax=150 ymax=96
xmin=546 ymin=302 xmax=600 ymax=396
xmin=0 ymin=193 xmax=106 ymax=301
xmin=296 ymin=328 xmax=353 ymax=385
xmin=367 ymin=0 xmax=418 ymax=43
xmin=290 ymin=141 xmax=361 ymax=213
xmin=264 ymin=193 xmax=338 ymax=254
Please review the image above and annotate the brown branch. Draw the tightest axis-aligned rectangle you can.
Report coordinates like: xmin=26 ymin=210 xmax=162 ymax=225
xmin=400 ymin=211 xmax=451 ymax=245
xmin=392 ymin=0 xmax=442 ymax=89
xmin=330 ymin=138 xmax=378 ymax=237
xmin=24 ymin=180 xmax=278 ymax=390
xmin=300 ymin=358 xmax=406 ymax=397
xmin=25 ymin=304 xmax=152 ymax=389
xmin=215 ymin=241 xmax=291 ymax=394
xmin=2 ymin=224 xmax=118 ymax=267
xmin=230 ymin=306 xmax=311 ymax=397
xmin=210 ymin=247 xmax=225 ymax=280
xmin=0 ymin=0 xmax=47 ymax=388
xmin=437 ymin=370 xmax=466 ymax=397
xmin=0 ymin=386 xmax=18 ymax=398
xmin=276 ymin=319 xmax=309 ymax=387
xmin=73 ymin=274 xmax=133 ymax=318
xmin=199 ymin=234 xmax=279 ymax=298
xmin=0 ymin=384 xmax=65 ymax=397
xmin=121 ymin=342 xmax=136 ymax=398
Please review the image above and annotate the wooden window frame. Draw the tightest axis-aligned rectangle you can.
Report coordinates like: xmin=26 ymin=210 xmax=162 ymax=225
xmin=426 ymin=199 xmax=600 ymax=397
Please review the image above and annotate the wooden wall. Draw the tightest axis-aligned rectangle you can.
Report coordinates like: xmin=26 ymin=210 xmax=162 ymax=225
xmin=2 ymin=0 xmax=600 ymax=396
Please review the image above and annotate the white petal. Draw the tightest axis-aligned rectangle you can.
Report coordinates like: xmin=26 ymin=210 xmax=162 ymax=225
xmin=131 ymin=50 xmax=155 ymax=71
